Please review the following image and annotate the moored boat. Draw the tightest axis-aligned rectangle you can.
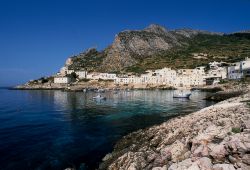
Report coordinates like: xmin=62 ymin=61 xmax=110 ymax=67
xmin=173 ymin=91 xmax=192 ymax=98
xmin=93 ymin=94 xmax=106 ymax=100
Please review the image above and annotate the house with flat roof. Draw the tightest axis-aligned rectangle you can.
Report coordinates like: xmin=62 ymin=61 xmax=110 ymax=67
xmin=228 ymin=58 xmax=250 ymax=79
xmin=75 ymin=70 xmax=88 ymax=79
xmin=54 ymin=76 xmax=73 ymax=84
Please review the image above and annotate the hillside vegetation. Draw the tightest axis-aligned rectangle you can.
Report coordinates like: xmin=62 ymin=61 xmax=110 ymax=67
xmin=125 ymin=33 xmax=250 ymax=73
xmin=65 ymin=25 xmax=250 ymax=74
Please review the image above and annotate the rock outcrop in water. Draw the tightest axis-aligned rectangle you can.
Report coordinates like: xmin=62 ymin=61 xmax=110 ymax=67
xmin=99 ymin=88 xmax=250 ymax=170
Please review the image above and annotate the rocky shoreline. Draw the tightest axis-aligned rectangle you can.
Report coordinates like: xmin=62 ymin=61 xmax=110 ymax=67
xmin=99 ymin=87 xmax=250 ymax=170
xmin=13 ymin=81 xmax=177 ymax=91
xmin=204 ymin=91 xmax=244 ymax=102
xmin=14 ymin=79 xmax=249 ymax=93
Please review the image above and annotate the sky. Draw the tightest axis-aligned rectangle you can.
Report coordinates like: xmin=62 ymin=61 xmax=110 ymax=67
xmin=0 ymin=0 xmax=250 ymax=86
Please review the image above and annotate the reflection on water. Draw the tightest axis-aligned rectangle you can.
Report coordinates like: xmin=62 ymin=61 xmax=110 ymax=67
xmin=0 ymin=89 xmax=215 ymax=170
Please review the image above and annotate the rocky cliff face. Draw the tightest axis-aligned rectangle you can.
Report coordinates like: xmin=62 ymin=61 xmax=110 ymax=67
xmin=61 ymin=24 xmax=250 ymax=73
xmin=64 ymin=24 xmax=223 ymax=72
xmin=101 ymin=25 xmax=177 ymax=71
xmin=100 ymin=24 xmax=222 ymax=72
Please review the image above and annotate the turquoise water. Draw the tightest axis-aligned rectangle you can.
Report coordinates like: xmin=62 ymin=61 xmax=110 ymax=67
xmin=0 ymin=89 xmax=215 ymax=169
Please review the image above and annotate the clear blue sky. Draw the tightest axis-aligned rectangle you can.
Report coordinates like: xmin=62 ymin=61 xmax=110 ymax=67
xmin=0 ymin=0 xmax=250 ymax=86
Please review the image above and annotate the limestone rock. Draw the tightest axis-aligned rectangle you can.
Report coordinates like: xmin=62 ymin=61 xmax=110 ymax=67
xmin=169 ymin=140 xmax=187 ymax=162
xmin=209 ymin=144 xmax=228 ymax=163
xmin=196 ymin=157 xmax=213 ymax=170
xmin=168 ymin=159 xmax=193 ymax=170
xmin=242 ymin=154 xmax=250 ymax=165
xmin=152 ymin=165 xmax=167 ymax=170
xmin=213 ymin=164 xmax=236 ymax=170
xmin=241 ymin=163 xmax=250 ymax=170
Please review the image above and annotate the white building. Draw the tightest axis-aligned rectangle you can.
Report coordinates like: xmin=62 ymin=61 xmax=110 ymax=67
xmin=54 ymin=76 xmax=72 ymax=84
xmin=241 ymin=58 xmax=250 ymax=77
xmin=228 ymin=63 xmax=242 ymax=79
xmin=99 ymin=73 xmax=117 ymax=80
xmin=115 ymin=77 xmax=130 ymax=84
xmin=87 ymin=72 xmax=117 ymax=80
xmin=207 ymin=67 xmax=227 ymax=79
xmin=203 ymin=66 xmax=227 ymax=85
xmin=228 ymin=58 xmax=250 ymax=79
xmin=75 ymin=70 xmax=88 ymax=79
xmin=192 ymin=53 xmax=208 ymax=59
xmin=60 ymin=67 xmax=74 ymax=75
xmin=195 ymin=66 xmax=206 ymax=75
xmin=115 ymin=75 xmax=141 ymax=84
xmin=241 ymin=58 xmax=250 ymax=69
xmin=140 ymin=73 xmax=151 ymax=84
xmin=209 ymin=61 xmax=221 ymax=70
xmin=173 ymin=74 xmax=205 ymax=87
xmin=154 ymin=68 xmax=177 ymax=85
xmin=114 ymin=67 xmax=206 ymax=87
xmin=86 ymin=72 xmax=101 ymax=80
xmin=174 ymin=68 xmax=206 ymax=87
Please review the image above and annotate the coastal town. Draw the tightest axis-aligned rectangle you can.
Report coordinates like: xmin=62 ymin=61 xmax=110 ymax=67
xmin=53 ymin=55 xmax=250 ymax=89
xmin=3 ymin=0 xmax=250 ymax=169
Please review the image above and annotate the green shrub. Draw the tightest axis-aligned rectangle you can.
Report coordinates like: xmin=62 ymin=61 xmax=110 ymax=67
xmin=219 ymin=80 xmax=228 ymax=84
xmin=79 ymin=78 xmax=90 ymax=82
xmin=98 ymin=79 xmax=113 ymax=82
xmin=231 ymin=127 xmax=241 ymax=133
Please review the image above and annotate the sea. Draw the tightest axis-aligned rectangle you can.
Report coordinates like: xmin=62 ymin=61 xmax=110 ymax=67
xmin=0 ymin=88 xmax=215 ymax=170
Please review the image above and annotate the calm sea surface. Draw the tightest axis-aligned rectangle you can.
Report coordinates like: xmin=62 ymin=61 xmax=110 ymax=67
xmin=0 ymin=89 xmax=215 ymax=170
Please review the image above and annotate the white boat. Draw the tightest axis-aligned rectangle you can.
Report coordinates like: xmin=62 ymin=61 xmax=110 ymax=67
xmin=93 ymin=94 xmax=106 ymax=100
xmin=173 ymin=91 xmax=192 ymax=98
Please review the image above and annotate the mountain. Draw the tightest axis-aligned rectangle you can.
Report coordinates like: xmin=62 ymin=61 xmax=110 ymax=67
xmin=66 ymin=24 xmax=250 ymax=74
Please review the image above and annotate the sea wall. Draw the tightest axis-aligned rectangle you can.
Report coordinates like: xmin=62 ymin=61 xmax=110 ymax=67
xmin=99 ymin=89 xmax=250 ymax=170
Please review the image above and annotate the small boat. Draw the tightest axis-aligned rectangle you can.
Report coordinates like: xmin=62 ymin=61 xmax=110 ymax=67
xmin=173 ymin=91 xmax=192 ymax=98
xmin=83 ymin=89 xmax=87 ymax=92
xmin=93 ymin=94 xmax=106 ymax=100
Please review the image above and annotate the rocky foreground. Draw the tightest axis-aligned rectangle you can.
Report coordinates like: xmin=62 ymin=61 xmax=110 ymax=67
xmin=99 ymin=88 xmax=250 ymax=170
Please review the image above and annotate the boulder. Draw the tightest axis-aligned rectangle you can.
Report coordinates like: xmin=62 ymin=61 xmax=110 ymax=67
xmin=228 ymin=155 xmax=240 ymax=164
xmin=169 ymin=140 xmax=187 ymax=162
xmin=242 ymin=154 xmax=250 ymax=165
xmin=192 ymin=142 xmax=209 ymax=158
xmin=152 ymin=165 xmax=167 ymax=170
xmin=168 ymin=159 xmax=193 ymax=170
xmin=209 ymin=144 xmax=228 ymax=163
xmin=213 ymin=164 xmax=236 ymax=170
xmin=193 ymin=125 xmax=223 ymax=143
xmin=241 ymin=163 xmax=250 ymax=170
xmin=243 ymin=120 xmax=250 ymax=129
xmin=196 ymin=157 xmax=213 ymax=170
xmin=187 ymin=163 xmax=200 ymax=170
